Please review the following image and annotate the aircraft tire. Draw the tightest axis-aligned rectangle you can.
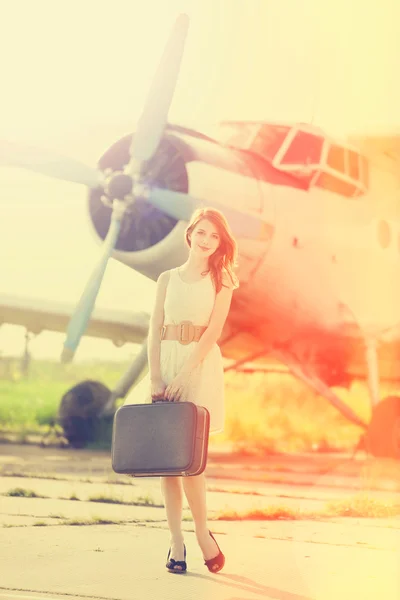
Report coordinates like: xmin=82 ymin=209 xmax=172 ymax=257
xmin=366 ymin=396 xmax=400 ymax=459
xmin=58 ymin=380 xmax=112 ymax=448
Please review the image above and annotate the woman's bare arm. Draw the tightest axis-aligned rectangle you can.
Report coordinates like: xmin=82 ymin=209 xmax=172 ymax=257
xmin=148 ymin=270 xmax=169 ymax=382
xmin=178 ymin=274 xmax=234 ymax=376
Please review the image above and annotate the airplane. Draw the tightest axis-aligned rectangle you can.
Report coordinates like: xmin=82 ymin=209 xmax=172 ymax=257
xmin=1 ymin=13 xmax=400 ymax=458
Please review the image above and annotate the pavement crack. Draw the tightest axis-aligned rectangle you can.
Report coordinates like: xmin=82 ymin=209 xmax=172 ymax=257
xmin=0 ymin=586 xmax=122 ymax=600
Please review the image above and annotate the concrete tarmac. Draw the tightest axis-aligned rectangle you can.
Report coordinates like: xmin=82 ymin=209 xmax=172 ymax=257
xmin=0 ymin=443 xmax=399 ymax=600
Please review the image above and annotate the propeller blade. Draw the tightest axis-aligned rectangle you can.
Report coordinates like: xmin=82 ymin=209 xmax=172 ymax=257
xmin=129 ymin=13 xmax=189 ymax=171
xmin=0 ymin=140 xmax=103 ymax=188
xmin=61 ymin=206 xmax=124 ymax=363
xmin=146 ymin=186 xmax=274 ymax=240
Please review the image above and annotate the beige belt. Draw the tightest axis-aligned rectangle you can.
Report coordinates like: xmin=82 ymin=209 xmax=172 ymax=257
xmin=160 ymin=321 xmax=207 ymax=345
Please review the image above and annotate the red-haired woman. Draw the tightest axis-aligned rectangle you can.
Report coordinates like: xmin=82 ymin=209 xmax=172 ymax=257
xmin=126 ymin=207 xmax=239 ymax=574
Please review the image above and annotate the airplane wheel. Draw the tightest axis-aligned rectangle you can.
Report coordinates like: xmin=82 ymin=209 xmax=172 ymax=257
xmin=366 ymin=396 xmax=400 ymax=459
xmin=58 ymin=380 xmax=111 ymax=448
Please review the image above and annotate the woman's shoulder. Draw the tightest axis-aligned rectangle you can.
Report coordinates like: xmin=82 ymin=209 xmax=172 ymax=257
xmin=157 ymin=269 xmax=174 ymax=287
xmin=221 ymin=268 xmax=238 ymax=291
xmin=221 ymin=269 xmax=234 ymax=289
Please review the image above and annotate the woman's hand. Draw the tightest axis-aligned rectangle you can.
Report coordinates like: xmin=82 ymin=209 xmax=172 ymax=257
xmin=150 ymin=377 xmax=167 ymax=401
xmin=164 ymin=371 xmax=190 ymax=402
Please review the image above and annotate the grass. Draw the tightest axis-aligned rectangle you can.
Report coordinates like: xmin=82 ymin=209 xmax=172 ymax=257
xmin=215 ymin=494 xmax=400 ymax=521
xmin=3 ymin=486 xmax=162 ymax=508
xmin=58 ymin=516 xmax=165 ymax=526
xmin=216 ymin=371 xmax=376 ymax=454
xmin=88 ymin=493 xmax=161 ymax=507
xmin=4 ymin=487 xmax=47 ymax=498
xmin=1 ymin=359 xmax=400 ymax=453
xmin=135 ymin=494 xmax=159 ymax=506
xmin=88 ymin=494 xmax=123 ymax=504
xmin=208 ymin=485 xmax=264 ymax=496
xmin=217 ymin=506 xmax=306 ymax=521
xmin=0 ymin=359 xmax=128 ymax=435
xmin=61 ymin=516 xmax=121 ymax=526
xmin=0 ymin=470 xmax=68 ymax=481
xmin=67 ymin=492 xmax=80 ymax=501
xmin=3 ymin=481 xmax=399 ymax=523
xmin=326 ymin=495 xmax=400 ymax=518
xmin=2 ymin=516 xmax=147 ymax=528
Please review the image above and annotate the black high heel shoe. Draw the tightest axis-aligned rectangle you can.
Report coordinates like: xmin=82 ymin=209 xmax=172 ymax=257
xmin=204 ymin=531 xmax=225 ymax=573
xmin=166 ymin=544 xmax=187 ymax=573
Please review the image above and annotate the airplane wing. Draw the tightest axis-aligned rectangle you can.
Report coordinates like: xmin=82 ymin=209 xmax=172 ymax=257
xmin=0 ymin=294 xmax=150 ymax=346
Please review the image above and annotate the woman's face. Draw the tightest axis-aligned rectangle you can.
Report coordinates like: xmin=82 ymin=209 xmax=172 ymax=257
xmin=190 ymin=218 xmax=221 ymax=257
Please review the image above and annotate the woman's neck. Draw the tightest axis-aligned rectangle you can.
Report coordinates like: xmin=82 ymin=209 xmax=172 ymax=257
xmin=182 ymin=254 xmax=210 ymax=274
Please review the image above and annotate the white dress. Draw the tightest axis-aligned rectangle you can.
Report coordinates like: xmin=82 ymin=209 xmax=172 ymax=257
xmin=123 ymin=267 xmax=225 ymax=434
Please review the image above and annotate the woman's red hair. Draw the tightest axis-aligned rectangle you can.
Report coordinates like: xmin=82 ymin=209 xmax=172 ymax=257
xmin=185 ymin=207 xmax=239 ymax=293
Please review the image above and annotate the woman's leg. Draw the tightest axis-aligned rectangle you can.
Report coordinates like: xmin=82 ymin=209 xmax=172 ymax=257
xmin=160 ymin=476 xmax=185 ymax=561
xmin=182 ymin=473 xmax=221 ymax=560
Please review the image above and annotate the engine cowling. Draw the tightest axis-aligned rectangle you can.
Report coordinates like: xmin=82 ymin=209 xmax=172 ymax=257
xmin=88 ymin=126 xmax=267 ymax=283
xmin=88 ymin=133 xmax=191 ymax=280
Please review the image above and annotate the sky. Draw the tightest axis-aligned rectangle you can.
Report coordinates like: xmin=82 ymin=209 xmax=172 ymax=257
xmin=1 ymin=0 xmax=399 ymax=361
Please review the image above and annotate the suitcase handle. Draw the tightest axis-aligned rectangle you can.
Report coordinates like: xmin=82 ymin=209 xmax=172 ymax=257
xmin=152 ymin=397 xmax=174 ymax=403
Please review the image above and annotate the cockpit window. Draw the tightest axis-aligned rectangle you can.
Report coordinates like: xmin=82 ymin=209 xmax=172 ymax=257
xmin=272 ymin=127 xmax=369 ymax=197
xmin=360 ymin=155 xmax=369 ymax=188
xmin=216 ymin=121 xmax=369 ymax=198
xmin=251 ymin=125 xmax=291 ymax=162
xmin=348 ymin=150 xmax=360 ymax=179
xmin=320 ymin=143 xmax=368 ymax=196
xmin=279 ymin=130 xmax=324 ymax=167
xmin=326 ymin=145 xmax=346 ymax=172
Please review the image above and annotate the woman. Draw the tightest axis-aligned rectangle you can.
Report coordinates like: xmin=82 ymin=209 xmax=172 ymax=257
xmin=127 ymin=207 xmax=239 ymax=574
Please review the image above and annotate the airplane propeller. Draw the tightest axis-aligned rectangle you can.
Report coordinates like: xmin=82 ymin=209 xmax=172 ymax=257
xmin=127 ymin=13 xmax=189 ymax=176
xmin=61 ymin=14 xmax=190 ymax=361
xmin=0 ymin=140 xmax=104 ymax=188
xmin=0 ymin=12 xmax=272 ymax=362
xmin=61 ymin=200 xmax=126 ymax=363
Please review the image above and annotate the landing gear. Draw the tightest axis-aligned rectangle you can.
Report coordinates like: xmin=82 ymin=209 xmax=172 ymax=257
xmin=363 ymin=338 xmax=400 ymax=459
xmin=56 ymin=341 xmax=149 ymax=448
xmin=21 ymin=331 xmax=34 ymax=377
xmin=365 ymin=396 xmax=400 ymax=459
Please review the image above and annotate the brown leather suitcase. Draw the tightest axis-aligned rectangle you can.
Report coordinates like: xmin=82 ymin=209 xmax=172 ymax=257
xmin=111 ymin=401 xmax=210 ymax=477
